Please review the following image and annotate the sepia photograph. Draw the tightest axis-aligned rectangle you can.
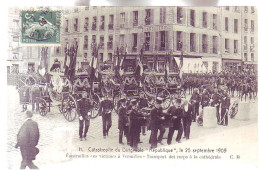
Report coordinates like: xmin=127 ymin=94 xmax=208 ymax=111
xmin=6 ymin=6 xmax=258 ymax=169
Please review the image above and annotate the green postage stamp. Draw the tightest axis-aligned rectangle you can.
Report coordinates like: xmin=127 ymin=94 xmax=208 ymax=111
xmin=21 ymin=10 xmax=61 ymax=44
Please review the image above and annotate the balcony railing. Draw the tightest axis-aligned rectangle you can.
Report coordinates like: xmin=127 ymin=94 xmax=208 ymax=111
xmin=108 ymin=23 xmax=114 ymax=30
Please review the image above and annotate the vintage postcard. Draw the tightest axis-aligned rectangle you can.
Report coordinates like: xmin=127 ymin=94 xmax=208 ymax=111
xmin=6 ymin=5 xmax=258 ymax=170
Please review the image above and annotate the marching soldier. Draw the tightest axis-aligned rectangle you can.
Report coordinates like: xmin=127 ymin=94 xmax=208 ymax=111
xmin=129 ymin=99 xmax=141 ymax=150
xmin=149 ymin=97 xmax=164 ymax=149
xmin=167 ymin=98 xmax=183 ymax=145
xmin=99 ymin=96 xmax=114 ymax=138
xmin=190 ymin=88 xmax=200 ymax=122
xmin=118 ymin=98 xmax=128 ymax=144
xmin=220 ymin=89 xmax=230 ymax=126
xmin=78 ymin=91 xmax=92 ymax=141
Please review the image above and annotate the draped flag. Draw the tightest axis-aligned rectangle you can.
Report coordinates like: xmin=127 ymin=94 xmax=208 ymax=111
xmin=179 ymin=52 xmax=184 ymax=79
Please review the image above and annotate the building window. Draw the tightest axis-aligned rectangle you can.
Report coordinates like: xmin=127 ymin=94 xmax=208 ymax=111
xmin=92 ymin=35 xmax=96 ymax=43
xmin=177 ymin=7 xmax=183 ymax=24
xmin=160 ymin=8 xmax=166 ymax=24
xmin=100 ymin=16 xmax=105 ymax=30
xmin=83 ymin=36 xmax=88 ymax=49
xmin=225 ymin=6 xmax=230 ymax=10
xmin=213 ymin=62 xmax=219 ymax=73
xmin=244 ymin=19 xmax=248 ymax=31
xmin=159 ymin=31 xmax=166 ymax=51
xmin=65 ymin=19 xmax=69 ymax=32
xmin=251 ymin=53 xmax=254 ymax=61
xmin=234 ymin=40 xmax=238 ymax=53
xmin=234 ymin=6 xmax=240 ymax=12
xmin=119 ymin=34 xmax=125 ymax=47
xmin=234 ymin=19 xmax=238 ymax=33
xmin=120 ymin=12 xmax=126 ymax=28
xmin=203 ymin=12 xmax=207 ymax=28
xmin=202 ymin=34 xmax=208 ymax=53
xmin=92 ymin=16 xmax=97 ymax=30
xmin=56 ymin=47 xmax=61 ymax=55
xmin=250 ymin=37 xmax=254 ymax=52
xmin=244 ymin=53 xmax=248 ymax=61
xmin=251 ymin=7 xmax=255 ymax=13
xmin=108 ymin=53 xmax=112 ymax=61
xmin=74 ymin=18 xmax=78 ymax=31
xmin=132 ymin=33 xmax=138 ymax=52
xmin=213 ymin=14 xmax=217 ymax=30
xmin=133 ymin=11 xmax=138 ymax=26
xmin=190 ymin=10 xmax=195 ymax=26
xmin=213 ymin=36 xmax=218 ymax=54
xmin=84 ymin=53 xmax=88 ymax=60
xmin=145 ymin=9 xmax=152 ymax=25
xmin=177 ymin=31 xmax=183 ymax=51
xmin=244 ymin=7 xmax=248 ymax=13
xmin=244 ymin=36 xmax=247 ymax=50
xmin=225 ymin=38 xmax=230 ymax=53
xmin=107 ymin=35 xmax=113 ymax=50
xmin=109 ymin=15 xmax=114 ymax=30
xmin=190 ymin=33 xmax=196 ymax=52
xmin=99 ymin=53 xmax=103 ymax=62
xmin=84 ymin=17 xmax=89 ymax=32
xmin=144 ymin=32 xmax=150 ymax=51
xmin=225 ymin=17 xmax=228 ymax=31
xmin=99 ymin=36 xmax=104 ymax=49
xmin=251 ymin=20 xmax=254 ymax=32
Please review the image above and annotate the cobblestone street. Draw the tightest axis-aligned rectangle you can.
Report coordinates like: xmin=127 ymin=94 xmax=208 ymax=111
xmin=7 ymin=85 xmax=258 ymax=169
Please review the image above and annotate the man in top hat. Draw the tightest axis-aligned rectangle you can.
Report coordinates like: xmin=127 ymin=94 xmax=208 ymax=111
xmin=118 ymin=98 xmax=128 ymax=144
xmin=167 ymin=98 xmax=184 ymax=144
xmin=138 ymin=92 xmax=149 ymax=136
xmin=182 ymin=99 xmax=193 ymax=140
xmin=149 ymin=97 xmax=165 ymax=149
xmin=15 ymin=111 xmax=40 ymax=169
xmin=78 ymin=91 xmax=92 ymax=141
xmin=128 ymin=99 xmax=141 ymax=150
xmin=211 ymin=88 xmax=221 ymax=123
xmin=220 ymin=89 xmax=230 ymax=126
xmin=99 ymin=96 xmax=114 ymax=138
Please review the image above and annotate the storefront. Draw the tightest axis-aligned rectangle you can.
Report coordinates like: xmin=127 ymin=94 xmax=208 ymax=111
xmin=222 ymin=59 xmax=242 ymax=71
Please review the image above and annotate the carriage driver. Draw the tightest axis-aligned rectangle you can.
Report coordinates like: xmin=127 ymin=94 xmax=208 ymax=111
xmin=99 ymin=96 xmax=114 ymax=138
xmin=78 ymin=91 xmax=91 ymax=141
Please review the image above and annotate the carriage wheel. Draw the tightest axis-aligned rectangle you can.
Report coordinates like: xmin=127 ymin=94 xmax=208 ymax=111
xmin=88 ymin=92 xmax=100 ymax=119
xmin=62 ymin=94 xmax=77 ymax=122
xmin=157 ymin=88 xmax=171 ymax=110
xmin=39 ymin=99 xmax=48 ymax=116
xmin=230 ymin=103 xmax=238 ymax=119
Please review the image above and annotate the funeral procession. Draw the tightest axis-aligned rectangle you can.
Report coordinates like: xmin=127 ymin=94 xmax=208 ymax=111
xmin=7 ymin=6 xmax=257 ymax=169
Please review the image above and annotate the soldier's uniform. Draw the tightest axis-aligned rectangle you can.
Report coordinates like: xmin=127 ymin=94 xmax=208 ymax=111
xmin=190 ymin=88 xmax=201 ymax=121
xmin=99 ymin=98 xmax=114 ymax=138
xmin=78 ymin=96 xmax=92 ymax=140
xmin=118 ymin=99 xmax=128 ymax=144
xmin=167 ymin=99 xmax=183 ymax=144
xmin=182 ymin=101 xmax=193 ymax=140
xmin=149 ymin=97 xmax=164 ymax=149
xmin=211 ymin=89 xmax=221 ymax=123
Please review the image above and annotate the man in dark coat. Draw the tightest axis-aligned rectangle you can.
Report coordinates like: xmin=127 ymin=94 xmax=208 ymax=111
xmin=78 ymin=91 xmax=92 ymax=140
xmin=201 ymin=89 xmax=210 ymax=109
xmin=129 ymin=99 xmax=141 ymax=150
xmin=15 ymin=111 xmax=39 ymax=169
xmin=31 ymin=84 xmax=40 ymax=113
xmin=149 ymin=97 xmax=164 ymax=149
xmin=99 ymin=97 xmax=114 ymax=138
xmin=190 ymin=88 xmax=200 ymax=122
xmin=167 ymin=98 xmax=183 ymax=144
xmin=182 ymin=100 xmax=193 ymax=140
xmin=220 ymin=89 xmax=230 ymax=126
xmin=118 ymin=98 xmax=128 ymax=144
xmin=211 ymin=88 xmax=221 ymax=123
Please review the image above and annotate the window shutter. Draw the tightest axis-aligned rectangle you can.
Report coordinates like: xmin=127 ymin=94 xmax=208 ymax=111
xmin=151 ymin=9 xmax=154 ymax=25
xmin=187 ymin=9 xmax=190 ymax=26
xmin=129 ymin=34 xmax=132 ymax=53
xmin=187 ymin=32 xmax=190 ymax=52
xmin=199 ymin=34 xmax=202 ymax=53
xmin=183 ymin=32 xmax=186 ymax=52
xmin=130 ymin=11 xmax=133 ymax=27
xmin=125 ymin=12 xmax=128 ymax=28
xmin=172 ymin=31 xmax=175 ymax=51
